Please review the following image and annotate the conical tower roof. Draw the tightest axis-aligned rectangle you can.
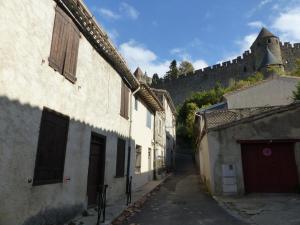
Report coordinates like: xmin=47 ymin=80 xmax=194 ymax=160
xmin=257 ymin=27 xmax=277 ymax=40
xmin=134 ymin=67 xmax=144 ymax=80
xmin=260 ymin=47 xmax=282 ymax=68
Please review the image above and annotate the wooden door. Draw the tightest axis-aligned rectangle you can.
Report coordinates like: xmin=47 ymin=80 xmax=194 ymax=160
xmin=242 ymin=142 xmax=299 ymax=193
xmin=87 ymin=133 xmax=106 ymax=206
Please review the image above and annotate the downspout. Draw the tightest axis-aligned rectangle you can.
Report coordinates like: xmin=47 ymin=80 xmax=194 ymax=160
xmin=153 ymin=112 xmax=157 ymax=180
xmin=126 ymin=85 xmax=140 ymax=193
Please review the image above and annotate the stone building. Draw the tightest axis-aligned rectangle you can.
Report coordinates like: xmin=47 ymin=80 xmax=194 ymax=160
xmin=153 ymin=28 xmax=300 ymax=105
xmin=152 ymin=89 xmax=177 ymax=170
xmin=0 ymin=1 xmax=175 ymax=225
xmin=195 ymin=103 xmax=300 ymax=195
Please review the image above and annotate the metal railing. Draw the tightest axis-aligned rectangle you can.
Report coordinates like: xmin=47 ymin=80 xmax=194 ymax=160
xmin=96 ymin=184 xmax=108 ymax=225
xmin=126 ymin=176 xmax=132 ymax=205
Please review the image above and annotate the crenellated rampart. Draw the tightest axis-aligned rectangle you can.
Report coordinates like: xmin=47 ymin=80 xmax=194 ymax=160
xmin=153 ymin=42 xmax=300 ymax=106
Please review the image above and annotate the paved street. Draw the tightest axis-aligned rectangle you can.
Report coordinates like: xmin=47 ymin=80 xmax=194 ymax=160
xmin=122 ymin=153 xmax=248 ymax=225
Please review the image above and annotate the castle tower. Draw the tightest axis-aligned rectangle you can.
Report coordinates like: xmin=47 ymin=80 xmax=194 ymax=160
xmin=250 ymin=27 xmax=283 ymax=72
xmin=134 ymin=67 xmax=144 ymax=81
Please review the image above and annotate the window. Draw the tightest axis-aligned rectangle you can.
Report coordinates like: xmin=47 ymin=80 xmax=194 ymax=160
xmin=116 ymin=138 xmax=126 ymax=177
xmin=49 ymin=6 xmax=80 ymax=83
xmin=134 ymin=97 xmax=138 ymax=111
xmin=33 ymin=108 xmax=69 ymax=186
xmin=135 ymin=145 xmax=142 ymax=174
xmin=268 ymin=39 xmax=271 ymax=43
xmin=146 ymin=109 xmax=152 ymax=129
xmin=243 ymin=66 xmax=247 ymax=73
xmin=120 ymin=81 xmax=130 ymax=119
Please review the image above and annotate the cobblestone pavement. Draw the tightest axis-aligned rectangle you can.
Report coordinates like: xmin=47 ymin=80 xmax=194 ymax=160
xmin=120 ymin=153 xmax=248 ymax=225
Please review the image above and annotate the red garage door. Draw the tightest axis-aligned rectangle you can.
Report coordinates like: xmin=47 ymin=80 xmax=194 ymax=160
xmin=241 ymin=142 xmax=299 ymax=193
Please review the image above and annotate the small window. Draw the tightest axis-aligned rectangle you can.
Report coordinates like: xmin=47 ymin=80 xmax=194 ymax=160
xmin=120 ymin=81 xmax=130 ymax=119
xmin=33 ymin=108 xmax=69 ymax=186
xmin=243 ymin=66 xmax=247 ymax=73
xmin=116 ymin=138 xmax=126 ymax=177
xmin=49 ymin=6 xmax=80 ymax=83
xmin=134 ymin=97 xmax=138 ymax=111
xmin=135 ymin=145 xmax=142 ymax=174
xmin=268 ymin=39 xmax=271 ymax=44
xmin=146 ymin=110 xmax=152 ymax=129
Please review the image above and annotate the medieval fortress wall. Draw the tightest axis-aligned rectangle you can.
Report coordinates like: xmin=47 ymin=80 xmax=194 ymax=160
xmin=153 ymin=41 xmax=300 ymax=106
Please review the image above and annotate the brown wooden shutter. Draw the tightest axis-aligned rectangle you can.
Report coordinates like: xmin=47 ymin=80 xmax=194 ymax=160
xmin=49 ymin=7 xmax=69 ymax=74
xmin=33 ymin=109 xmax=69 ymax=185
xmin=63 ymin=22 xmax=80 ymax=83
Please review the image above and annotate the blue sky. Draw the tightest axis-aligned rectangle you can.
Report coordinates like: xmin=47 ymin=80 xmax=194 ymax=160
xmin=83 ymin=0 xmax=300 ymax=77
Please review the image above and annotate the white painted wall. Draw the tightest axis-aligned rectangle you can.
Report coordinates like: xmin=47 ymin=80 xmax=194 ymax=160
xmin=131 ymin=97 xmax=155 ymax=190
xmin=0 ymin=1 xmax=132 ymax=224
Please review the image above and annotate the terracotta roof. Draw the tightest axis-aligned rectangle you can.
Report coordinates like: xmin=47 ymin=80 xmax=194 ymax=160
xmin=205 ymin=102 xmax=300 ymax=131
xmin=151 ymin=88 xmax=177 ymax=115
xmin=57 ymin=0 xmax=139 ymax=90
xmin=138 ymin=83 xmax=164 ymax=112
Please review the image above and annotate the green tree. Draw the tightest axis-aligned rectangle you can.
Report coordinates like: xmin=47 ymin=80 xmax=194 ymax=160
xmin=179 ymin=61 xmax=194 ymax=76
xmin=165 ymin=60 xmax=179 ymax=80
xmin=152 ymin=73 xmax=160 ymax=85
xmin=291 ymin=59 xmax=300 ymax=77
xmin=293 ymin=81 xmax=300 ymax=100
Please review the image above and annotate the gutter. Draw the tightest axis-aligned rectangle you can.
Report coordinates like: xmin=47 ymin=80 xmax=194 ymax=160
xmin=126 ymin=85 xmax=140 ymax=192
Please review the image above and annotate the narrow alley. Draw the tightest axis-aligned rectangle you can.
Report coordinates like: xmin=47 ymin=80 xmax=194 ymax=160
xmin=121 ymin=153 xmax=248 ymax=225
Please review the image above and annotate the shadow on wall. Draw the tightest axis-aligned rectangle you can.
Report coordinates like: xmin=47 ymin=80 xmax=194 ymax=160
xmin=0 ymin=95 xmax=139 ymax=225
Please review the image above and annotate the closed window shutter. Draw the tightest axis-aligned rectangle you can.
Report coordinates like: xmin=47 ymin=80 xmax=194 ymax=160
xmin=49 ymin=7 xmax=69 ymax=74
xmin=116 ymin=139 xmax=126 ymax=177
xmin=33 ymin=109 xmax=69 ymax=186
xmin=63 ymin=22 xmax=80 ymax=83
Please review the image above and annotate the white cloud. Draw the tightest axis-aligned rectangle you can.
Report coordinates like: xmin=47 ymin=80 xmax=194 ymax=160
xmin=272 ymin=7 xmax=300 ymax=42
xmin=193 ymin=60 xmax=208 ymax=70
xmin=236 ymin=33 xmax=257 ymax=52
xmin=119 ymin=40 xmax=170 ymax=77
xmin=248 ymin=21 xmax=265 ymax=29
xmin=96 ymin=8 xmax=120 ymax=20
xmin=247 ymin=0 xmax=273 ymax=17
xmin=120 ymin=3 xmax=139 ymax=20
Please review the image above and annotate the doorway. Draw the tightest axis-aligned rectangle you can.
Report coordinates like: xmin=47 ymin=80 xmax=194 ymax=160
xmin=87 ymin=133 xmax=106 ymax=206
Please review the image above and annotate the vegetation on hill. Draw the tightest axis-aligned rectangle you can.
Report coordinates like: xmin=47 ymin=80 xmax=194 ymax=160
xmin=291 ymin=59 xmax=300 ymax=77
xmin=293 ymin=82 xmax=300 ymax=100
xmin=176 ymin=72 xmax=264 ymax=148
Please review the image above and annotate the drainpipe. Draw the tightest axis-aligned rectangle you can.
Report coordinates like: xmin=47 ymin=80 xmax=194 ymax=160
xmin=126 ymin=85 xmax=140 ymax=193
xmin=153 ymin=112 xmax=157 ymax=180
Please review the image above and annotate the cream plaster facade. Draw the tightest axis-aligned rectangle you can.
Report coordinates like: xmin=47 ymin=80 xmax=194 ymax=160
xmin=0 ymin=1 xmax=134 ymax=224
xmin=131 ymin=98 xmax=155 ymax=190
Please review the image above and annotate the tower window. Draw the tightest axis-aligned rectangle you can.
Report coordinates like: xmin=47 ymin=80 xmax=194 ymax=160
xmin=243 ymin=66 xmax=247 ymax=73
xmin=268 ymin=39 xmax=271 ymax=43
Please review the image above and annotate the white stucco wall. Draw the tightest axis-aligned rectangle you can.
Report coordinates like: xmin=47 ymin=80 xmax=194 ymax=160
xmin=206 ymin=106 xmax=300 ymax=195
xmin=163 ymin=97 xmax=176 ymax=169
xmin=0 ymin=1 xmax=132 ymax=224
xmin=131 ymin=98 xmax=155 ymax=190
xmin=225 ymin=76 xmax=300 ymax=109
